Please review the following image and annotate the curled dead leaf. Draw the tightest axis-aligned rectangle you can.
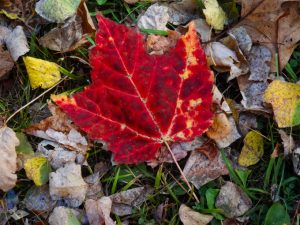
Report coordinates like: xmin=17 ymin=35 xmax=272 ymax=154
xmin=49 ymin=162 xmax=88 ymax=207
xmin=109 ymin=186 xmax=154 ymax=216
xmin=183 ymin=142 xmax=228 ymax=189
xmin=85 ymin=197 xmax=116 ymax=225
xmin=216 ymin=181 xmax=252 ymax=218
xmin=0 ymin=126 xmax=19 ymax=192
xmin=239 ymin=0 xmax=300 ymax=71
xmin=179 ymin=204 xmax=213 ymax=225
xmin=25 ymin=103 xmax=89 ymax=154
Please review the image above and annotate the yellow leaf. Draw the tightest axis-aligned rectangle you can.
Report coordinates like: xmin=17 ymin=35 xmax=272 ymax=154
xmin=23 ymin=56 xmax=61 ymax=89
xmin=238 ymin=131 xmax=264 ymax=167
xmin=203 ymin=0 xmax=227 ymax=30
xmin=264 ymin=80 xmax=300 ymax=128
xmin=24 ymin=157 xmax=51 ymax=186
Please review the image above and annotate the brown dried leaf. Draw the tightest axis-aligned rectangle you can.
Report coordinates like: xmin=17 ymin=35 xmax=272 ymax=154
xmin=49 ymin=163 xmax=88 ymax=207
xmin=0 ymin=126 xmax=19 ymax=192
xmin=228 ymin=26 xmax=252 ymax=53
xmin=39 ymin=15 xmax=83 ymax=52
xmin=109 ymin=186 xmax=154 ymax=216
xmin=0 ymin=46 xmax=14 ymax=80
xmin=48 ymin=206 xmax=81 ymax=225
xmin=221 ymin=35 xmax=249 ymax=81
xmin=216 ymin=182 xmax=252 ymax=218
xmin=207 ymin=87 xmax=241 ymax=148
xmin=192 ymin=18 xmax=211 ymax=42
xmin=238 ymin=113 xmax=258 ymax=136
xmin=183 ymin=142 xmax=228 ymax=189
xmin=25 ymin=103 xmax=89 ymax=154
xmin=205 ymin=42 xmax=242 ymax=79
xmin=237 ymin=75 xmax=271 ymax=113
xmin=239 ymin=0 xmax=300 ymax=71
xmin=207 ymin=114 xmax=241 ymax=148
xmin=278 ymin=130 xmax=295 ymax=156
xmin=85 ymin=197 xmax=116 ymax=225
xmin=84 ymin=172 xmax=103 ymax=200
xmin=137 ymin=2 xmax=198 ymax=30
xmin=179 ymin=204 xmax=213 ymax=225
xmin=146 ymin=31 xmax=180 ymax=55
xmin=77 ymin=0 xmax=95 ymax=34
xmin=248 ymin=46 xmax=272 ymax=82
xmin=148 ymin=136 xmax=205 ymax=167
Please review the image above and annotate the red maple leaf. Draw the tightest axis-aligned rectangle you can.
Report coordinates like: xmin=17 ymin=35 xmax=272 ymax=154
xmin=52 ymin=15 xmax=214 ymax=164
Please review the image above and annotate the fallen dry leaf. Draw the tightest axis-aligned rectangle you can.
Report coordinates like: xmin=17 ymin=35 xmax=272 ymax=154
xmin=278 ymin=129 xmax=295 ymax=156
xmin=147 ymin=144 xmax=188 ymax=167
xmin=179 ymin=204 xmax=213 ymax=225
xmin=76 ymin=0 xmax=96 ymax=35
xmin=146 ymin=31 xmax=180 ymax=55
xmin=238 ymin=75 xmax=270 ymax=113
xmin=49 ymin=162 xmax=88 ymax=207
xmin=138 ymin=2 xmax=198 ymax=30
xmin=35 ymin=0 xmax=81 ymax=23
xmin=216 ymin=181 xmax=252 ymax=218
xmin=0 ymin=25 xmax=29 ymax=62
xmin=192 ymin=18 xmax=211 ymax=42
xmin=137 ymin=3 xmax=169 ymax=30
xmin=183 ymin=142 xmax=228 ymax=189
xmin=238 ymin=112 xmax=258 ymax=136
xmin=239 ymin=0 xmax=300 ymax=71
xmin=5 ymin=26 xmax=29 ymax=61
xmin=37 ymin=140 xmax=79 ymax=169
xmin=292 ymin=147 xmax=300 ymax=176
xmin=264 ymin=80 xmax=300 ymax=128
xmin=48 ymin=206 xmax=81 ymax=225
xmin=221 ymin=35 xmax=249 ymax=81
xmin=24 ymin=156 xmax=51 ymax=186
xmin=84 ymin=172 xmax=103 ymax=200
xmin=23 ymin=56 xmax=61 ymax=89
xmin=205 ymin=42 xmax=241 ymax=78
xmin=228 ymin=26 xmax=252 ymax=54
xmin=24 ymin=185 xmax=56 ymax=212
xmin=202 ymin=0 xmax=227 ymax=30
xmin=85 ymin=197 xmax=116 ymax=225
xmin=206 ymin=87 xmax=241 ymax=148
xmin=0 ymin=46 xmax=14 ymax=79
xmin=147 ymin=136 xmax=206 ymax=167
xmin=25 ymin=103 xmax=89 ymax=154
xmin=207 ymin=113 xmax=230 ymax=139
xmin=207 ymin=114 xmax=241 ymax=148
xmin=39 ymin=15 xmax=83 ymax=52
xmin=109 ymin=186 xmax=154 ymax=216
xmin=238 ymin=130 xmax=264 ymax=167
xmin=247 ymin=46 xmax=272 ymax=82
xmin=0 ymin=126 xmax=19 ymax=192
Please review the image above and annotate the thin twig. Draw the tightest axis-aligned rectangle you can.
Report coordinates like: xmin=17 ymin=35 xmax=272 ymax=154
xmin=5 ymin=77 xmax=68 ymax=125
xmin=163 ymin=140 xmax=200 ymax=203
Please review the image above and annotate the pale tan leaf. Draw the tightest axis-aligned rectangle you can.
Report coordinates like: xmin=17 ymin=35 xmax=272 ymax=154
xmin=179 ymin=204 xmax=213 ymax=225
xmin=85 ymin=197 xmax=116 ymax=225
xmin=0 ymin=126 xmax=19 ymax=192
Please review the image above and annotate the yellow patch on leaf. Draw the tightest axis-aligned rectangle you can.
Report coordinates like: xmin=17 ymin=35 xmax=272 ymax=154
xmin=23 ymin=56 xmax=61 ymax=89
xmin=24 ymin=157 xmax=51 ymax=186
xmin=238 ymin=131 xmax=264 ymax=167
xmin=264 ymin=80 xmax=300 ymax=128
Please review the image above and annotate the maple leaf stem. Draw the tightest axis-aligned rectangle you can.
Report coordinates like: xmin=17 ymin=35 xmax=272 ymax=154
xmin=163 ymin=140 xmax=200 ymax=203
